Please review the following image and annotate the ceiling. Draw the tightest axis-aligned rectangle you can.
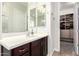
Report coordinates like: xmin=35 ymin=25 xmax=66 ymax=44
xmin=20 ymin=2 xmax=75 ymax=10
xmin=60 ymin=2 xmax=75 ymax=10
xmin=10 ymin=2 xmax=75 ymax=10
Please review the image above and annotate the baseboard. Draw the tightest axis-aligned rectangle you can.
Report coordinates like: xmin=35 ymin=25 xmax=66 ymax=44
xmin=47 ymin=50 xmax=54 ymax=56
xmin=54 ymin=48 xmax=60 ymax=52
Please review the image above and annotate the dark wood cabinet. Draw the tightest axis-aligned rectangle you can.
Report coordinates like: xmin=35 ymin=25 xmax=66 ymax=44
xmin=30 ymin=36 xmax=48 ymax=56
xmin=1 ymin=36 xmax=48 ymax=56
xmin=31 ymin=39 xmax=41 ymax=56
xmin=1 ymin=43 xmax=30 ymax=56
xmin=41 ymin=37 xmax=48 ymax=56
xmin=11 ymin=43 xmax=30 ymax=56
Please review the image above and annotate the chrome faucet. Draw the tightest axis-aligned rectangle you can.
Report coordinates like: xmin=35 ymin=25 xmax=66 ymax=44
xmin=27 ymin=28 xmax=34 ymax=36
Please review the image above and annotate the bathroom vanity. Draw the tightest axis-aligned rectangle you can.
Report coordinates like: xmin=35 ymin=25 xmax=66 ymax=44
xmin=0 ymin=33 xmax=48 ymax=56
xmin=1 ymin=3 xmax=48 ymax=56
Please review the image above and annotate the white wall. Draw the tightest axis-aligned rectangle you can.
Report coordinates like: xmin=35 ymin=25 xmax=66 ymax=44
xmin=73 ymin=3 xmax=78 ymax=54
xmin=46 ymin=3 xmax=54 ymax=55
xmin=49 ymin=2 xmax=60 ymax=52
xmin=53 ymin=3 xmax=60 ymax=51
xmin=60 ymin=8 xmax=74 ymax=15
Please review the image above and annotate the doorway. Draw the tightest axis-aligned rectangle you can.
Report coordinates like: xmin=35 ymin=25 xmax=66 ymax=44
xmin=60 ymin=14 xmax=74 ymax=55
xmin=60 ymin=2 xmax=75 ymax=55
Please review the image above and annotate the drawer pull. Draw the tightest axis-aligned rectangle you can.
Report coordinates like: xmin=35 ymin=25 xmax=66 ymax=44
xmin=19 ymin=49 xmax=26 ymax=52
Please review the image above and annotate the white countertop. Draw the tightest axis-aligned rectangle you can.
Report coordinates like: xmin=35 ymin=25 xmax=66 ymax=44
xmin=0 ymin=32 xmax=48 ymax=50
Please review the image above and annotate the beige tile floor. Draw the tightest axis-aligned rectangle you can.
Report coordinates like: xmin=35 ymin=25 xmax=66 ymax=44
xmin=53 ymin=41 xmax=77 ymax=56
xmin=53 ymin=50 xmax=77 ymax=56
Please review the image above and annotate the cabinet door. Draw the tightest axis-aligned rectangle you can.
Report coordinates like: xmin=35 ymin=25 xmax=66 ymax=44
xmin=31 ymin=39 xmax=41 ymax=56
xmin=41 ymin=37 xmax=48 ymax=56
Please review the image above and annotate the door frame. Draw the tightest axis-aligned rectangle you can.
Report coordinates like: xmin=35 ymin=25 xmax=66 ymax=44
xmin=73 ymin=3 xmax=79 ymax=55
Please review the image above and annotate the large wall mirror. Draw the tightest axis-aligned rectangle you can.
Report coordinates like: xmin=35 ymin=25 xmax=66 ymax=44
xmin=2 ymin=2 xmax=47 ymax=34
xmin=2 ymin=2 xmax=28 ymax=33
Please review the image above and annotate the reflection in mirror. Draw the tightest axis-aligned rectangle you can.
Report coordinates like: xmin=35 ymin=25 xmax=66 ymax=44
xmin=2 ymin=2 xmax=47 ymax=34
xmin=37 ymin=5 xmax=46 ymax=27
xmin=2 ymin=3 xmax=28 ymax=33
xmin=30 ymin=8 xmax=36 ymax=28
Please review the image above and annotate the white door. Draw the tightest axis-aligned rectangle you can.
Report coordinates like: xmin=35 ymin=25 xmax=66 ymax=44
xmin=73 ymin=3 xmax=79 ymax=55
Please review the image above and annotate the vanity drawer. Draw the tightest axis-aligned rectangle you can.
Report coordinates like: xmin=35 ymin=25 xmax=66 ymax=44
xmin=12 ymin=43 xmax=30 ymax=56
